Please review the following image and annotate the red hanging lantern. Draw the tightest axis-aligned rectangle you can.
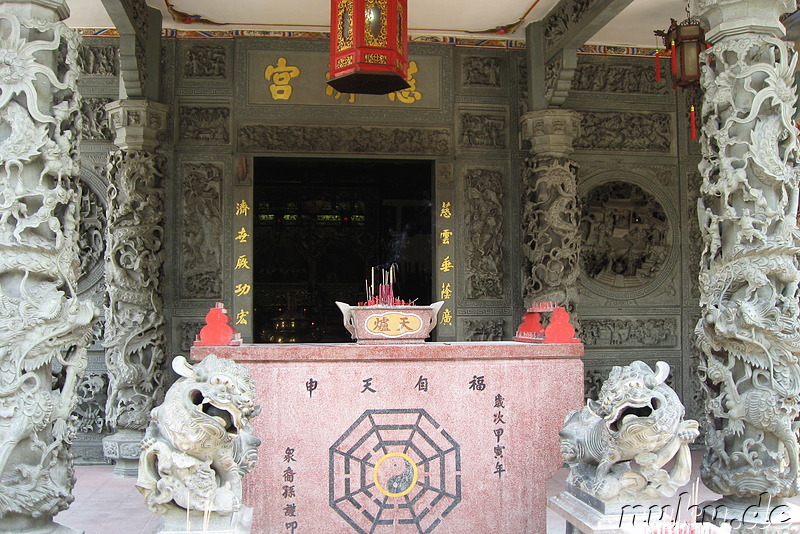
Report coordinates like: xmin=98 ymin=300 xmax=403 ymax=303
xmin=655 ymin=16 xmax=705 ymax=141
xmin=328 ymin=0 xmax=410 ymax=95
xmin=655 ymin=17 xmax=705 ymax=89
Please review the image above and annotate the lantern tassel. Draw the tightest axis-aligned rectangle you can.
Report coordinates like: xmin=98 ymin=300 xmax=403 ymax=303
xmin=655 ymin=51 xmax=661 ymax=82
xmin=690 ymin=104 xmax=697 ymax=141
xmin=670 ymin=40 xmax=677 ymax=75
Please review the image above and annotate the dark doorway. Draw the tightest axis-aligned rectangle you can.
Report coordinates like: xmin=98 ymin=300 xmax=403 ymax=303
xmin=252 ymin=157 xmax=433 ymax=342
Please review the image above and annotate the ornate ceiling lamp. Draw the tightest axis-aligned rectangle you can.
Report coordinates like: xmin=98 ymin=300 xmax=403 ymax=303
xmin=328 ymin=0 xmax=411 ymax=95
xmin=655 ymin=14 xmax=706 ymax=140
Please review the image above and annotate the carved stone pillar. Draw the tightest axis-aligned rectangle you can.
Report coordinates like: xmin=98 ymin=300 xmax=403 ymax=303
xmin=0 ymin=2 xmax=97 ymax=533
xmin=102 ymin=99 xmax=168 ymax=476
xmin=519 ymin=110 xmax=582 ymax=316
xmin=692 ymin=0 xmax=800 ymax=518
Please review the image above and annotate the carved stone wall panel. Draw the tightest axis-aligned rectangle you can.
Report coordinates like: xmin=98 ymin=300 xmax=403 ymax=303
xmin=178 ymin=319 xmax=206 ymax=353
xmin=462 ymin=318 xmax=506 ymax=341
xmin=581 ymin=317 xmax=679 ymax=348
xmin=577 ymin=168 xmax=680 ymax=306
xmin=184 ymin=45 xmax=227 ymax=79
xmin=573 ymin=111 xmax=674 ymax=154
xmin=79 ymin=42 xmax=120 ymax=76
xmin=77 ymin=166 xmax=109 ymax=295
xmin=177 ymin=39 xmax=234 ymax=89
xmin=180 ymin=162 xmax=223 ymax=299
xmin=178 ymin=105 xmax=231 ymax=144
xmin=80 ymin=97 xmax=114 ymax=141
xmin=237 ymin=124 xmax=451 ymax=155
xmin=457 ymin=51 xmax=507 ymax=96
xmin=681 ymin=309 xmax=704 ymax=425
xmin=570 ymin=56 xmax=670 ymax=96
xmin=457 ymin=107 xmax=508 ymax=150
xmin=462 ymin=168 xmax=505 ymax=301
xmin=684 ymin=168 xmax=703 ymax=303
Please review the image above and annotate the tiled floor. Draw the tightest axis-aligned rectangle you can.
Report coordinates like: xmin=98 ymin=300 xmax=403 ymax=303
xmin=56 ymin=452 xmax=799 ymax=533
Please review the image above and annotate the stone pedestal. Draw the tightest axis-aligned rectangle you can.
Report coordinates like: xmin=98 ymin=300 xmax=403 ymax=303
xmin=102 ymin=429 xmax=143 ymax=477
xmin=549 ymin=491 xmax=642 ymax=534
xmin=697 ymin=499 xmax=800 ymax=533
xmin=192 ymin=342 xmax=584 ymax=534
xmin=157 ymin=506 xmax=253 ymax=534
xmin=0 ymin=517 xmax=84 ymax=534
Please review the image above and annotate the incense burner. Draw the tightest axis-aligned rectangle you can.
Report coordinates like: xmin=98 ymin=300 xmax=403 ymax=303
xmin=335 ymin=301 xmax=444 ymax=344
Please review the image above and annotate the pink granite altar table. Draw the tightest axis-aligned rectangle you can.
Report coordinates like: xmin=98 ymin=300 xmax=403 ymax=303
xmin=191 ymin=341 xmax=584 ymax=534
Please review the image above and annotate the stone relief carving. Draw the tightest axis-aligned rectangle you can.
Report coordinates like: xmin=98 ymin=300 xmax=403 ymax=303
xmin=184 ymin=45 xmax=226 ymax=78
xmin=459 ymin=112 xmax=506 ymax=149
xmin=238 ymin=124 xmax=450 ymax=156
xmin=78 ymin=44 xmax=119 ymax=76
xmin=78 ymin=180 xmax=106 ymax=280
xmin=581 ymin=318 xmax=677 ymax=347
xmin=544 ymin=56 xmax=562 ymax=101
xmin=0 ymin=12 xmax=97 ymax=523
xmin=462 ymin=56 xmax=501 ymax=87
xmin=522 ymin=157 xmax=581 ymax=309
xmin=517 ymin=61 xmax=529 ymax=117
xmin=560 ymin=361 xmax=699 ymax=501
xmin=574 ymin=112 xmax=671 ymax=152
xmin=179 ymin=320 xmax=206 ymax=353
xmin=104 ymin=149 xmax=167 ymax=432
xmin=686 ymin=171 xmax=703 ymax=301
xmin=544 ymin=0 xmax=593 ymax=50
xmin=179 ymin=106 xmax=230 ymax=143
xmin=126 ymin=0 xmax=148 ymax=38
xmin=581 ymin=181 xmax=671 ymax=289
xmin=182 ymin=163 xmax=223 ymax=299
xmin=464 ymin=169 xmax=504 ymax=299
xmin=437 ymin=164 xmax=453 ymax=188
xmin=80 ymin=97 xmax=113 ymax=141
xmin=137 ymin=355 xmax=261 ymax=528
xmin=696 ymin=33 xmax=800 ymax=500
xmin=463 ymin=319 xmax=504 ymax=341
xmin=571 ymin=61 xmax=667 ymax=94
xmin=73 ymin=373 xmax=109 ymax=434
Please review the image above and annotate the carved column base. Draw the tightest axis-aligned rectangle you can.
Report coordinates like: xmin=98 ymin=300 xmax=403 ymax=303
xmin=102 ymin=429 xmax=144 ymax=477
xmin=158 ymin=505 xmax=253 ymax=534
xmin=0 ymin=515 xmax=83 ymax=534
xmin=697 ymin=499 xmax=800 ymax=531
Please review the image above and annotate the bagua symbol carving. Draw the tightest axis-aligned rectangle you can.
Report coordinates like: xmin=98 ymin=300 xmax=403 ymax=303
xmin=329 ymin=409 xmax=461 ymax=533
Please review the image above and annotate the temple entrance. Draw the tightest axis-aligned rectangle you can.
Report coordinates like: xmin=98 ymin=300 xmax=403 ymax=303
xmin=252 ymin=157 xmax=434 ymax=342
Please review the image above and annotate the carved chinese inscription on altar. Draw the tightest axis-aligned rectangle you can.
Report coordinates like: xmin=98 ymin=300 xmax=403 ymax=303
xmin=581 ymin=181 xmax=670 ymax=289
xmin=330 ymin=409 xmax=461 ymax=533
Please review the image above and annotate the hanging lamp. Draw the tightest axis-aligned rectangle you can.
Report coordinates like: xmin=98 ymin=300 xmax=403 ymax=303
xmin=655 ymin=13 xmax=706 ymax=140
xmin=328 ymin=0 xmax=411 ymax=95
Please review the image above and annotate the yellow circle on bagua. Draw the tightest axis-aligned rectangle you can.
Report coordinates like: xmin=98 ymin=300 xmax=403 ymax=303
xmin=373 ymin=452 xmax=419 ymax=497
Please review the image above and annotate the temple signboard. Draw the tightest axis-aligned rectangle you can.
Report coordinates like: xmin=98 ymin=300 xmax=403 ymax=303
xmin=247 ymin=50 xmax=441 ymax=108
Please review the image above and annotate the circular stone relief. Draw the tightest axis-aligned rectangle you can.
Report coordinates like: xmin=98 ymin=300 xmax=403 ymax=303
xmin=580 ymin=181 xmax=674 ymax=297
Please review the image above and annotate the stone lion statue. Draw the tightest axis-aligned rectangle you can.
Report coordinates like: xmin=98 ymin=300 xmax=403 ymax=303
xmin=136 ymin=354 xmax=261 ymax=519
xmin=559 ymin=360 xmax=699 ymax=501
